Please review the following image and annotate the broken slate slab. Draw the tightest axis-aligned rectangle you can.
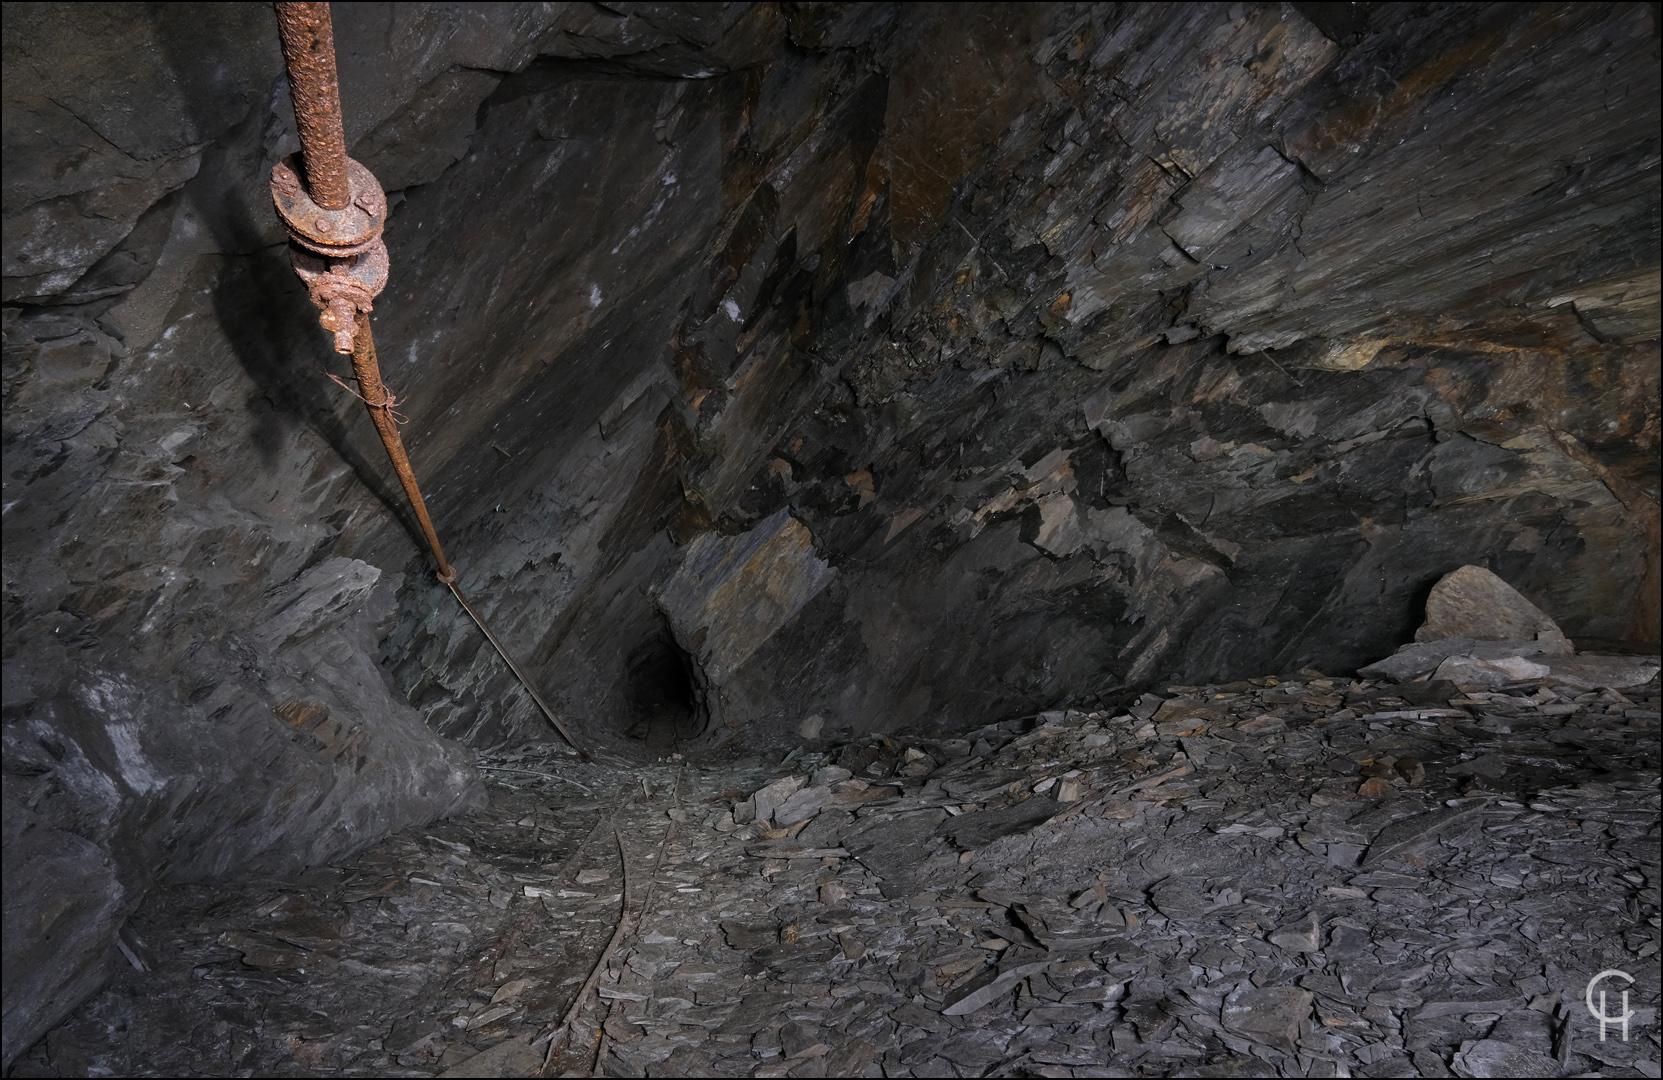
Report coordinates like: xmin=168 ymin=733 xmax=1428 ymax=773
xmin=436 ymin=1033 xmax=541 ymax=1078
xmin=942 ymin=949 xmax=1053 ymax=1016
xmin=843 ymin=810 xmax=948 ymax=898
xmin=717 ymin=993 xmax=791 ymax=1035
xmin=1433 ymin=653 xmax=1551 ymax=689
xmin=1362 ymin=802 xmax=1492 ymax=868
xmin=772 ymin=784 xmax=831 ymax=825
xmin=1449 ymin=1038 xmax=1558 ymax=1078
xmin=1148 ymin=879 xmax=1209 ymax=921
xmin=721 ymin=921 xmax=779 ymax=949
xmin=1358 ymin=638 xmax=1542 ymax=682
xmin=1268 ymin=913 xmax=1320 ymax=954
xmin=752 ymin=776 xmax=805 ymax=824
xmin=1542 ymin=653 xmax=1662 ymax=690
xmin=936 ymin=798 xmax=1060 ymax=850
xmin=1412 ymin=998 xmax=1521 ymax=1020
xmin=1221 ymin=986 xmax=1312 ymax=1051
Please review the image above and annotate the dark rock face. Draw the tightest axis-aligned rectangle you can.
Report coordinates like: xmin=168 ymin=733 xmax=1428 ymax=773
xmin=3 ymin=1 xmax=1658 ymax=1063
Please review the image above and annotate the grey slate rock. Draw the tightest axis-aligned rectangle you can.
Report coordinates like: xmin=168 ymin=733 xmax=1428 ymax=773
xmin=942 ymin=951 xmax=1052 ymax=1017
xmin=1358 ymin=639 xmax=1543 ymax=682
xmin=1220 ymin=987 xmax=1312 ymax=1052
xmin=935 ymin=798 xmax=1060 ymax=850
xmin=1450 ymin=1038 xmax=1560 ymax=1078
xmin=843 ymin=811 xmax=949 ymax=899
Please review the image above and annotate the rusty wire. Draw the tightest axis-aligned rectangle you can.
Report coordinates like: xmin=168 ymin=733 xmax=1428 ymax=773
xmin=270 ymin=1 xmax=589 ymax=760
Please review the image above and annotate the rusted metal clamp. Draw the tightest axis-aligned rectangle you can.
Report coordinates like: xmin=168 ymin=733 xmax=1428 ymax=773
xmin=290 ymin=240 xmax=388 ymax=354
xmin=271 ymin=157 xmax=388 ymax=354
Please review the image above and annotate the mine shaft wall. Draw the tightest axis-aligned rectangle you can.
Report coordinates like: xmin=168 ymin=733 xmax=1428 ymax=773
xmin=3 ymin=1 xmax=1659 ymax=1064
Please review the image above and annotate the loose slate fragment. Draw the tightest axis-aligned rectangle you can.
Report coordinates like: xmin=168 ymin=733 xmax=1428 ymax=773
xmin=1412 ymin=998 xmax=1520 ymax=1019
xmin=1221 ymin=986 xmax=1312 ymax=1051
xmin=771 ymin=784 xmax=831 ymax=825
xmin=436 ymin=1033 xmax=541 ymax=1078
xmin=1268 ymin=913 xmax=1320 ymax=954
xmin=717 ymin=993 xmax=791 ymax=1035
xmin=1152 ymin=699 xmax=1227 ymax=727
xmin=1543 ymin=653 xmax=1662 ymax=690
xmin=844 ymin=810 xmax=948 ymax=897
xmin=935 ymin=798 xmax=1059 ymax=849
xmin=269 ymin=914 xmax=341 ymax=952
xmin=1450 ymin=1038 xmax=1559 ymax=1078
xmin=1359 ymin=639 xmax=1543 ymax=682
xmin=1434 ymin=653 xmax=1551 ymax=689
xmin=1361 ymin=802 xmax=1491 ymax=867
xmin=942 ymin=951 xmax=1052 ymax=1016
xmin=1149 ymin=879 xmax=1208 ymax=921
xmin=944 ymin=771 xmax=1027 ymax=799
xmin=720 ymin=921 xmax=778 ymax=949
xmin=752 ymin=776 xmax=806 ymax=823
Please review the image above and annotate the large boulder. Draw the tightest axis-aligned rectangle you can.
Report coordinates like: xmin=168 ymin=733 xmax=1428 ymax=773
xmin=1415 ymin=565 xmax=1573 ymax=654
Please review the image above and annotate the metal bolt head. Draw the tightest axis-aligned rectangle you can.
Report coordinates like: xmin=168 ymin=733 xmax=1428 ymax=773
xmin=314 ymin=218 xmax=333 ymax=233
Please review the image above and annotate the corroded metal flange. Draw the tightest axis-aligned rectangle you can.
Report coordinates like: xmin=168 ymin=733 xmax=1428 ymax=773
xmin=290 ymin=240 xmax=389 ymax=353
xmin=271 ymin=154 xmax=387 ymax=258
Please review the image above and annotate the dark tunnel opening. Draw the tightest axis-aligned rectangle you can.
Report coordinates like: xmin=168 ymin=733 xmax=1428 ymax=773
xmin=623 ymin=634 xmax=705 ymax=751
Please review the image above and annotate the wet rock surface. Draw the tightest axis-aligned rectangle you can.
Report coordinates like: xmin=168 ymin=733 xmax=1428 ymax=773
xmin=18 ymin=667 xmax=1660 ymax=1077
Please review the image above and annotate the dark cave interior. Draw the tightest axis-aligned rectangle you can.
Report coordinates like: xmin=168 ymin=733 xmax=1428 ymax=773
xmin=2 ymin=2 xmax=1659 ymax=1076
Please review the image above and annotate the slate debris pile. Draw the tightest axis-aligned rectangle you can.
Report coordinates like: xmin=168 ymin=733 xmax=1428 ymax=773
xmin=10 ymin=750 xmax=641 ymax=1078
xmin=18 ymin=667 xmax=1661 ymax=1078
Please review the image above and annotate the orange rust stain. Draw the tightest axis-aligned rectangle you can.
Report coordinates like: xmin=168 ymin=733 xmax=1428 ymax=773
xmin=1286 ymin=5 xmax=1598 ymax=174
xmin=1413 ymin=337 xmax=1661 ymax=644
xmin=878 ymin=5 xmax=1046 ymax=249
xmin=844 ymin=469 xmax=877 ymax=507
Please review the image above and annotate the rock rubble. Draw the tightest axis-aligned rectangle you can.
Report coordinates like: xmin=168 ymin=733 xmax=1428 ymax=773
xmin=19 ymin=661 xmax=1659 ymax=1078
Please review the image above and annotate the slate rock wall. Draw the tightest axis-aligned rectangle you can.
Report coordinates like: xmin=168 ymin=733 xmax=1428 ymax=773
xmin=3 ymin=1 xmax=1659 ymax=1062
xmin=361 ymin=1 xmax=1659 ymax=754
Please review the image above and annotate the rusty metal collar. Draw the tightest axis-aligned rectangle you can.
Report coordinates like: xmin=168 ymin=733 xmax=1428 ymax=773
xmin=271 ymin=154 xmax=386 ymax=257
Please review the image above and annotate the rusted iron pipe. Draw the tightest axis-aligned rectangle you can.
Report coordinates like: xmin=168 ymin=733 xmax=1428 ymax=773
xmin=268 ymin=3 xmax=590 ymax=760
xmin=350 ymin=315 xmax=591 ymax=760
xmin=274 ymin=1 xmax=351 ymax=210
xmin=348 ymin=313 xmax=454 ymax=579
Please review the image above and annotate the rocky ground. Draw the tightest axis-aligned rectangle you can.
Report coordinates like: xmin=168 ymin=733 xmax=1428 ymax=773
xmin=14 ymin=665 xmax=1660 ymax=1079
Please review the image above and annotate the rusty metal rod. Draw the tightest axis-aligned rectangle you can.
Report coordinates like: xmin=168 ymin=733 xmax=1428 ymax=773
xmin=348 ymin=314 xmax=453 ymax=577
xmin=444 ymin=579 xmax=591 ymax=764
xmin=268 ymin=1 xmax=589 ymax=761
xmin=349 ymin=314 xmax=591 ymax=761
xmin=274 ymin=1 xmax=351 ymax=210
